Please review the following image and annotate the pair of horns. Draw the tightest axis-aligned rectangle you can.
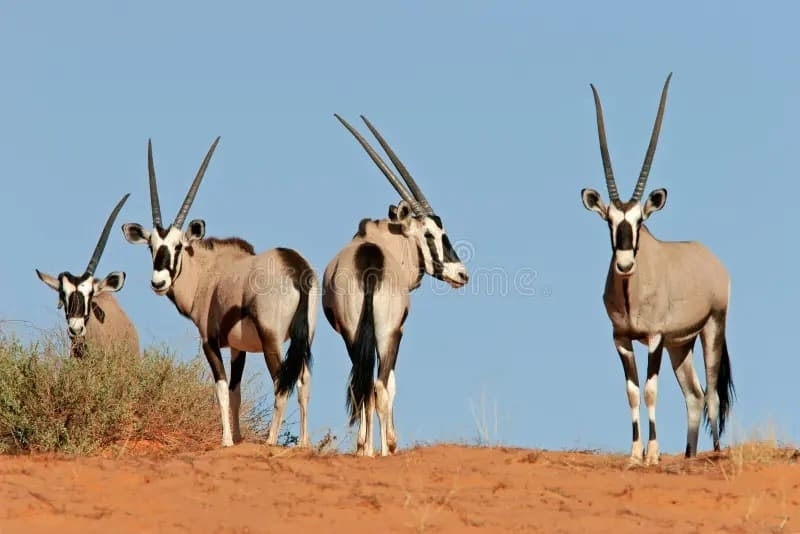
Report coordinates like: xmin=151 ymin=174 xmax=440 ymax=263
xmin=334 ymin=114 xmax=434 ymax=217
xmin=85 ymin=193 xmax=130 ymax=276
xmin=592 ymin=72 xmax=672 ymax=204
xmin=149 ymin=136 xmax=221 ymax=229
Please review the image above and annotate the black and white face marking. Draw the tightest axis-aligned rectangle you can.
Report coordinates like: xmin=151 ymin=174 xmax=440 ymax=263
xmin=389 ymin=201 xmax=469 ymax=288
xmin=36 ymin=269 xmax=126 ymax=338
xmin=121 ymin=219 xmax=206 ymax=295
xmin=581 ymin=187 xmax=668 ymax=276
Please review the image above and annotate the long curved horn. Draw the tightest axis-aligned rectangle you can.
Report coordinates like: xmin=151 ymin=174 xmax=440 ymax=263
xmin=148 ymin=139 xmax=163 ymax=227
xmin=359 ymin=115 xmax=434 ymax=215
xmin=631 ymin=72 xmax=672 ymax=202
xmin=172 ymin=136 xmax=221 ymax=229
xmin=333 ymin=114 xmax=424 ymax=214
xmin=85 ymin=193 xmax=131 ymax=276
xmin=590 ymin=83 xmax=620 ymax=203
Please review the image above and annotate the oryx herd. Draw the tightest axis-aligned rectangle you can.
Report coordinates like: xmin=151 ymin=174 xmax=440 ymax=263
xmin=34 ymin=73 xmax=735 ymax=465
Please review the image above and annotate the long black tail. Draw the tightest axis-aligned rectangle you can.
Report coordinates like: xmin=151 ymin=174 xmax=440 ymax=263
xmin=276 ymin=249 xmax=315 ymax=396
xmin=704 ymin=336 xmax=736 ymax=437
xmin=716 ymin=338 xmax=735 ymax=436
xmin=345 ymin=243 xmax=383 ymax=426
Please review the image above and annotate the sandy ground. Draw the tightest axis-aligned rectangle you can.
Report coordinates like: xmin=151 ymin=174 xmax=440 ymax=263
xmin=1 ymin=442 xmax=798 ymax=533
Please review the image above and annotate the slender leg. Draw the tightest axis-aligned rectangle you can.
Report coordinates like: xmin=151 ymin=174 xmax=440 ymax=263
xmin=375 ymin=329 xmax=402 ymax=456
xmin=644 ymin=334 xmax=664 ymax=466
xmin=614 ymin=336 xmax=642 ymax=466
xmin=356 ymin=402 xmax=368 ymax=456
xmin=666 ymin=338 xmax=704 ymax=457
xmin=357 ymin=394 xmax=375 ymax=457
xmin=296 ymin=362 xmax=311 ymax=447
xmin=229 ymin=350 xmax=246 ymax=444
xmin=202 ymin=338 xmax=233 ymax=447
xmin=365 ymin=386 xmax=375 ymax=456
xmin=257 ymin=326 xmax=288 ymax=446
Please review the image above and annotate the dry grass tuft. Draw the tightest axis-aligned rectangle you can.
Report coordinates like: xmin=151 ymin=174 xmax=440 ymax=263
xmin=0 ymin=329 xmax=295 ymax=456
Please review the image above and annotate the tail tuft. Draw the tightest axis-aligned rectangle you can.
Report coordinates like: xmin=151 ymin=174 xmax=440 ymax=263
xmin=703 ymin=337 xmax=736 ymax=437
xmin=276 ymin=250 xmax=315 ymax=396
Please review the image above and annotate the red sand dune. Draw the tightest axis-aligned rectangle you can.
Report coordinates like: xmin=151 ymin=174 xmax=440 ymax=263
xmin=1 ymin=442 xmax=798 ymax=533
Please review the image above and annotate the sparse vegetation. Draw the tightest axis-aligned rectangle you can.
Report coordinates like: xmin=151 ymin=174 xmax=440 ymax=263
xmin=469 ymin=390 xmax=500 ymax=446
xmin=0 ymin=328 xmax=297 ymax=455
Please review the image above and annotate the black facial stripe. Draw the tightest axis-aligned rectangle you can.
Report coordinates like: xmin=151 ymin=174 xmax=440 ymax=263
xmin=429 ymin=215 xmax=443 ymax=229
xmin=440 ymin=233 xmax=461 ymax=263
xmin=172 ymin=244 xmax=183 ymax=278
xmin=615 ymin=221 xmax=634 ymax=250
xmin=154 ymin=245 xmax=172 ymax=272
xmin=424 ymin=232 xmax=444 ymax=276
xmin=66 ymin=291 xmax=88 ymax=318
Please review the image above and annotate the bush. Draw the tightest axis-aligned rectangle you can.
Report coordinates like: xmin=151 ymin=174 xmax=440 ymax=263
xmin=0 ymin=329 xmax=293 ymax=455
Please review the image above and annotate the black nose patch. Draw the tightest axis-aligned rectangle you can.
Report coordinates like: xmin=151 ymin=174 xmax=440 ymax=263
xmin=615 ymin=221 xmax=634 ymax=250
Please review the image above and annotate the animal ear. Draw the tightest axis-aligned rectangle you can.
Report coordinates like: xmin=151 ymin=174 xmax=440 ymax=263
xmin=643 ymin=188 xmax=667 ymax=219
xmin=185 ymin=219 xmax=205 ymax=241
xmin=388 ymin=200 xmax=413 ymax=222
xmin=581 ymin=188 xmax=607 ymax=220
xmin=95 ymin=271 xmax=126 ymax=294
xmin=121 ymin=223 xmax=150 ymax=245
xmin=36 ymin=269 xmax=60 ymax=291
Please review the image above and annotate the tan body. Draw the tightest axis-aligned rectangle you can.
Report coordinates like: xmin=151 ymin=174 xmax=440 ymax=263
xmin=161 ymin=236 xmax=319 ymax=448
xmin=84 ymin=292 xmax=141 ymax=356
xmin=323 ymin=219 xmax=423 ymax=341
xmin=602 ymin=227 xmax=730 ymax=345
xmin=169 ymin=240 xmax=317 ymax=355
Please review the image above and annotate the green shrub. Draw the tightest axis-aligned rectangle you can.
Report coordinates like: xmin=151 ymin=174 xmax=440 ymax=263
xmin=0 ymin=329 xmax=294 ymax=455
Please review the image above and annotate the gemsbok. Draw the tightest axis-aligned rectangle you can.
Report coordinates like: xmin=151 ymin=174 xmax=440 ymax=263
xmin=121 ymin=137 xmax=319 ymax=448
xmin=36 ymin=193 xmax=140 ymax=358
xmin=580 ymin=73 xmax=735 ymax=466
xmin=323 ymin=114 xmax=470 ymax=457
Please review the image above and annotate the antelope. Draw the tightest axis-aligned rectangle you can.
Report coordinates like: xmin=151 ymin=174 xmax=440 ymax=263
xmin=580 ymin=73 xmax=735 ymax=466
xmin=121 ymin=137 xmax=318 ymax=448
xmin=36 ymin=193 xmax=140 ymax=358
xmin=323 ymin=114 xmax=470 ymax=457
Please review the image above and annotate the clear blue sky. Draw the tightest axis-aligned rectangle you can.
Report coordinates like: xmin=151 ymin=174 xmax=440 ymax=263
xmin=1 ymin=0 xmax=797 ymax=454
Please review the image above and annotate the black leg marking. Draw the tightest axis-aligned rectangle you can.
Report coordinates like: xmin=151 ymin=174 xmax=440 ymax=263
xmin=616 ymin=337 xmax=640 ymax=451
xmin=646 ymin=337 xmax=664 ymax=443
xmin=202 ymin=338 xmax=227 ymax=383
xmin=229 ymin=350 xmax=246 ymax=391
xmin=256 ymin=325 xmax=282 ymax=380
